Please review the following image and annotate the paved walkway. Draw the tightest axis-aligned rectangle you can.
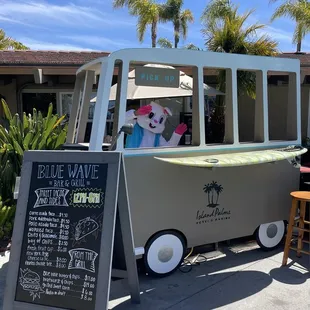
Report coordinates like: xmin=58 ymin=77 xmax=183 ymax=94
xmin=108 ymin=240 xmax=309 ymax=310
xmin=0 ymin=239 xmax=309 ymax=310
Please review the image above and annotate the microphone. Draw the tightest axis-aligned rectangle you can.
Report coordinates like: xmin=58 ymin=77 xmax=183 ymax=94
xmin=109 ymin=124 xmax=134 ymax=151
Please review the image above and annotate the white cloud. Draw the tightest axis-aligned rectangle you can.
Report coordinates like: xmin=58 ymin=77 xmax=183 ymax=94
xmin=0 ymin=15 xmax=32 ymax=26
xmin=60 ymin=35 xmax=138 ymax=49
xmin=0 ymin=0 xmax=135 ymax=28
xmin=17 ymin=38 xmax=96 ymax=51
xmin=257 ymin=26 xmax=310 ymax=50
xmin=259 ymin=26 xmax=293 ymax=42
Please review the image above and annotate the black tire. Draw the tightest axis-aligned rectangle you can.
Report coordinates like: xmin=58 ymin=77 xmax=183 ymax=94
xmin=143 ymin=230 xmax=186 ymax=277
xmin=255 ymin=220 xmax=286 ymax=251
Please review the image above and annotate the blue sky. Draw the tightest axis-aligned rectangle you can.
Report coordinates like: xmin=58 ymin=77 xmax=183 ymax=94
xmin=0 ymin=0 xmax=309 ymax=52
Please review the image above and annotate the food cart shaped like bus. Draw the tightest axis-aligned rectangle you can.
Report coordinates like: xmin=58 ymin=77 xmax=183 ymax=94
xmin=65 ymin=48 xmax=307 ymax=277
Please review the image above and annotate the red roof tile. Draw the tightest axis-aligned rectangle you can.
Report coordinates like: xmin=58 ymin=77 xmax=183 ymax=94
xmin=0 ymin=50 xmax=309 ymax=68
xmin=0 ymin=50 xmax=110 ymax=66
xmin=276 ymin=52 xmax=310 ymax=66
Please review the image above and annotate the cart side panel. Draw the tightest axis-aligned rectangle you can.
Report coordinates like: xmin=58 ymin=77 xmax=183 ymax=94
xmin=124 ymin=156 xmax=299 ymax=249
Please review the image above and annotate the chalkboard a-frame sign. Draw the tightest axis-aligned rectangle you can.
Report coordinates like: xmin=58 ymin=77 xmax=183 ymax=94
xmin=3 ymin=151 xmax=140 ymax=310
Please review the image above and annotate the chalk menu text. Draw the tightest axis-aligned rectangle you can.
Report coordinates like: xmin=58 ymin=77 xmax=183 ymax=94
xmin=15 ymin=162 xmax=107 ymax=310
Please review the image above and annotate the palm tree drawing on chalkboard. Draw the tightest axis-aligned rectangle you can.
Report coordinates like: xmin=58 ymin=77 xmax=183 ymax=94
xmin=203 ymin=181 xmax=223 ymax=208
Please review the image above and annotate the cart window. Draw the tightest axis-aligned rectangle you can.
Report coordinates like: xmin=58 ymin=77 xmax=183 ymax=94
xmin=67 ymin=62 xmax=119 ymax=147
xmin=203 ymin=67 xmax=233 ymax=145
xmin=237 ymin=70 xmax=264 ymax=143
xmin=267 ymin=71 xmax=297 ymax=141
xmin=121 ymin=62 xmax=201 ymax=150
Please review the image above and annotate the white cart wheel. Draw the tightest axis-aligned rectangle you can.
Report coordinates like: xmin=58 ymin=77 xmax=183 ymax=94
xmin=144 ymin=231 xmax=186 ymax=277
xmin=255 ymin=220 xmax=286 ymax=251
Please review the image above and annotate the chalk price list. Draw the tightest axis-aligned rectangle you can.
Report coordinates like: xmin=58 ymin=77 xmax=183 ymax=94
xmin=25 ymin=209 xmax=97 ymax=302
xmin=41 ymin=272 xmax=96 ymax=302
xmin=26 ymin=210 xmax=70 ymax=268
xmin=81 ymin=275 xmax=96 ymax=302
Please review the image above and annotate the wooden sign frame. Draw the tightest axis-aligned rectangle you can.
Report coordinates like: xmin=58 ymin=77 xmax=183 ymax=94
xmin=3 ymin=150 xmax=140 ymax=310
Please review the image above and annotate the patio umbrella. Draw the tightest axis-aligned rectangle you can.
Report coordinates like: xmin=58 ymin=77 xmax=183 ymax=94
xmin=90 ymin=63 xmax=224 ymax=103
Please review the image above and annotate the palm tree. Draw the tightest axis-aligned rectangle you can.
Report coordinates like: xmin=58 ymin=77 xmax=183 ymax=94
xmin=160 ymin=0 xmax=194 ymax=48
xmin=215 ymin=184 xmax=223 ymax=205
xmin=201 ymin=0 xmax=234 ymax=24
xmin=201 ymin=0 xmax=279 ymax=143
xmin=113 ymin=0 xmax=165 ymax=47
xmin=157 ymin=37 xmax=173 ymax=48
xmin=269 ymin=0 xmax=310 ymax=52
xmin=184 ymin=43 xmax=201 ymax=50
xmin=157 ymin=37 xmax=201 ymax=50
xmin=0 ymin=29 xmax=28 ymax=50
xmin=203 ymin=184 xmax=212 ymax=206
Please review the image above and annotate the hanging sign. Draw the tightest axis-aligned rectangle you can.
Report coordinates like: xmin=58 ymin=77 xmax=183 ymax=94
xmin=135 ymin=66 xmax=180 ymax=88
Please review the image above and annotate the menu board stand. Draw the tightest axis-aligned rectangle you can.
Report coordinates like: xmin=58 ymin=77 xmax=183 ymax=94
xmin=3 ymin=150 xmax=140 ymax=310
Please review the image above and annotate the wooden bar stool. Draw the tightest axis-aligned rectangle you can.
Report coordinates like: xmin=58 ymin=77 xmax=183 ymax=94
xmin=282 ymin=191 xmax=310 ymax=266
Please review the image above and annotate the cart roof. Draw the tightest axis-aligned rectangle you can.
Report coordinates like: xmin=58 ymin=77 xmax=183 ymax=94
xmin=76 ymin=48 xmax=301 ymax=76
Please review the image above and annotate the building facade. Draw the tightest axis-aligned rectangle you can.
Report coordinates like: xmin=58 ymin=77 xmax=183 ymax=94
xmin=0 ymin=50 xmax=309 ymax=141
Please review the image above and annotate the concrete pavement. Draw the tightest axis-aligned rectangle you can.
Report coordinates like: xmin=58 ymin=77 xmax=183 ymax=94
xmin=108 ymin=239 xmax=309 ymax=310
xmin=0 ymin=238 xmax=308 ymax=310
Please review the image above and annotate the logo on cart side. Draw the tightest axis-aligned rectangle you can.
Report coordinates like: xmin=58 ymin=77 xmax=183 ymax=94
xmin=203 ymin=181 xmax=223 ymax=208
xmin=196 ymin=181 xmax=231 ymax=225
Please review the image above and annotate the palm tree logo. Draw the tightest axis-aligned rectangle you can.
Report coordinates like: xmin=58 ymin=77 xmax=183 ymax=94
xmin=203 ymin=181 xmax=223 ymax=208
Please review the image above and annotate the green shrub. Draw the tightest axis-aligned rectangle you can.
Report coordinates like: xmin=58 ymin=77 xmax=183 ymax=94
xmin=0 ymin=99 xmax=68 ymax=240
xmin=0 ymin=196 xmax=15 ymax=240
xmin=0 ymin=100 xmax=68 ymax=237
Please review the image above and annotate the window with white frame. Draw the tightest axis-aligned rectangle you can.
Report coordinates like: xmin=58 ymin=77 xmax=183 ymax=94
xmin=59 ymin=92 xmax=97 ymax=121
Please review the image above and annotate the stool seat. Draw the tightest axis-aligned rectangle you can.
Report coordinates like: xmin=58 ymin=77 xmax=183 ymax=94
xmin=290 ymin=191 xmax=310 ymax=201
xmin=282 ymin=191 xmax=310 ymax=267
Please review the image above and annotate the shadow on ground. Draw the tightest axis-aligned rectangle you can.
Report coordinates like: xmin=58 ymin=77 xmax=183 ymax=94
xmin=109 ymin=242 xmax=309 ymax=310
xmin=111 ymin=270 xmax=272 ymax=310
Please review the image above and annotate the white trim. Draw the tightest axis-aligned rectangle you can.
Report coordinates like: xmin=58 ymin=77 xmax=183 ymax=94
xmin=262 ymin=70 xmax=269 ymax=142
xmin=89 ymin=61 xmax=115 ymax=151
xmin=231 ymin=68 xmax=239 ymax=144
xmin=21 ymin=88 xmax=74 ymax=116
xmin=121 ymin=140 xmax=300 ymax=157
xmin=115 ymin=60 xmax=130 ymax=151
xmin=296 ymin=72 xmax=301 ymax=143
xmin=59 ymin=91 xmax=73 ymax=116
xmin=197 ymin=66 xmax=206 ymax=146
xmin=59 ymin=91 xmax=97 ymax=121
xmin=77 ymin=48 xmax=299 ymax=73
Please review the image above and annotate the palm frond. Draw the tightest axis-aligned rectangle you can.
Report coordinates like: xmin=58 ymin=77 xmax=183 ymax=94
xmin=201 ymin=0 xmax=279 ymax=99
xmin=180 ymin=9 xmax=194 ymax=39
xmin=0 ymin=29 xmax=28 ymax=50
xmin=137 ymin=15 xmax=148 ymax=42
xmin=157 ymin=38 xmax=173 ymax=48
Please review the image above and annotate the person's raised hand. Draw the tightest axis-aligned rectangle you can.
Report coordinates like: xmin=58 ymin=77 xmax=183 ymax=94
xmin=175 ymin=123 xmax=187 ymax=135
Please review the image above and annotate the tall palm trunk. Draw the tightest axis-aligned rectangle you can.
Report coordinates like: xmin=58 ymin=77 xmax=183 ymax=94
xmin=174 ymin=22 xmax=180 ymax=48
xmin=297 ymin=41 xmax=302 ymax=52
xmin=151 ymin=21 xmax=157 ymax=47
xmin=296 ymin=22 xmax=303 ymax=52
